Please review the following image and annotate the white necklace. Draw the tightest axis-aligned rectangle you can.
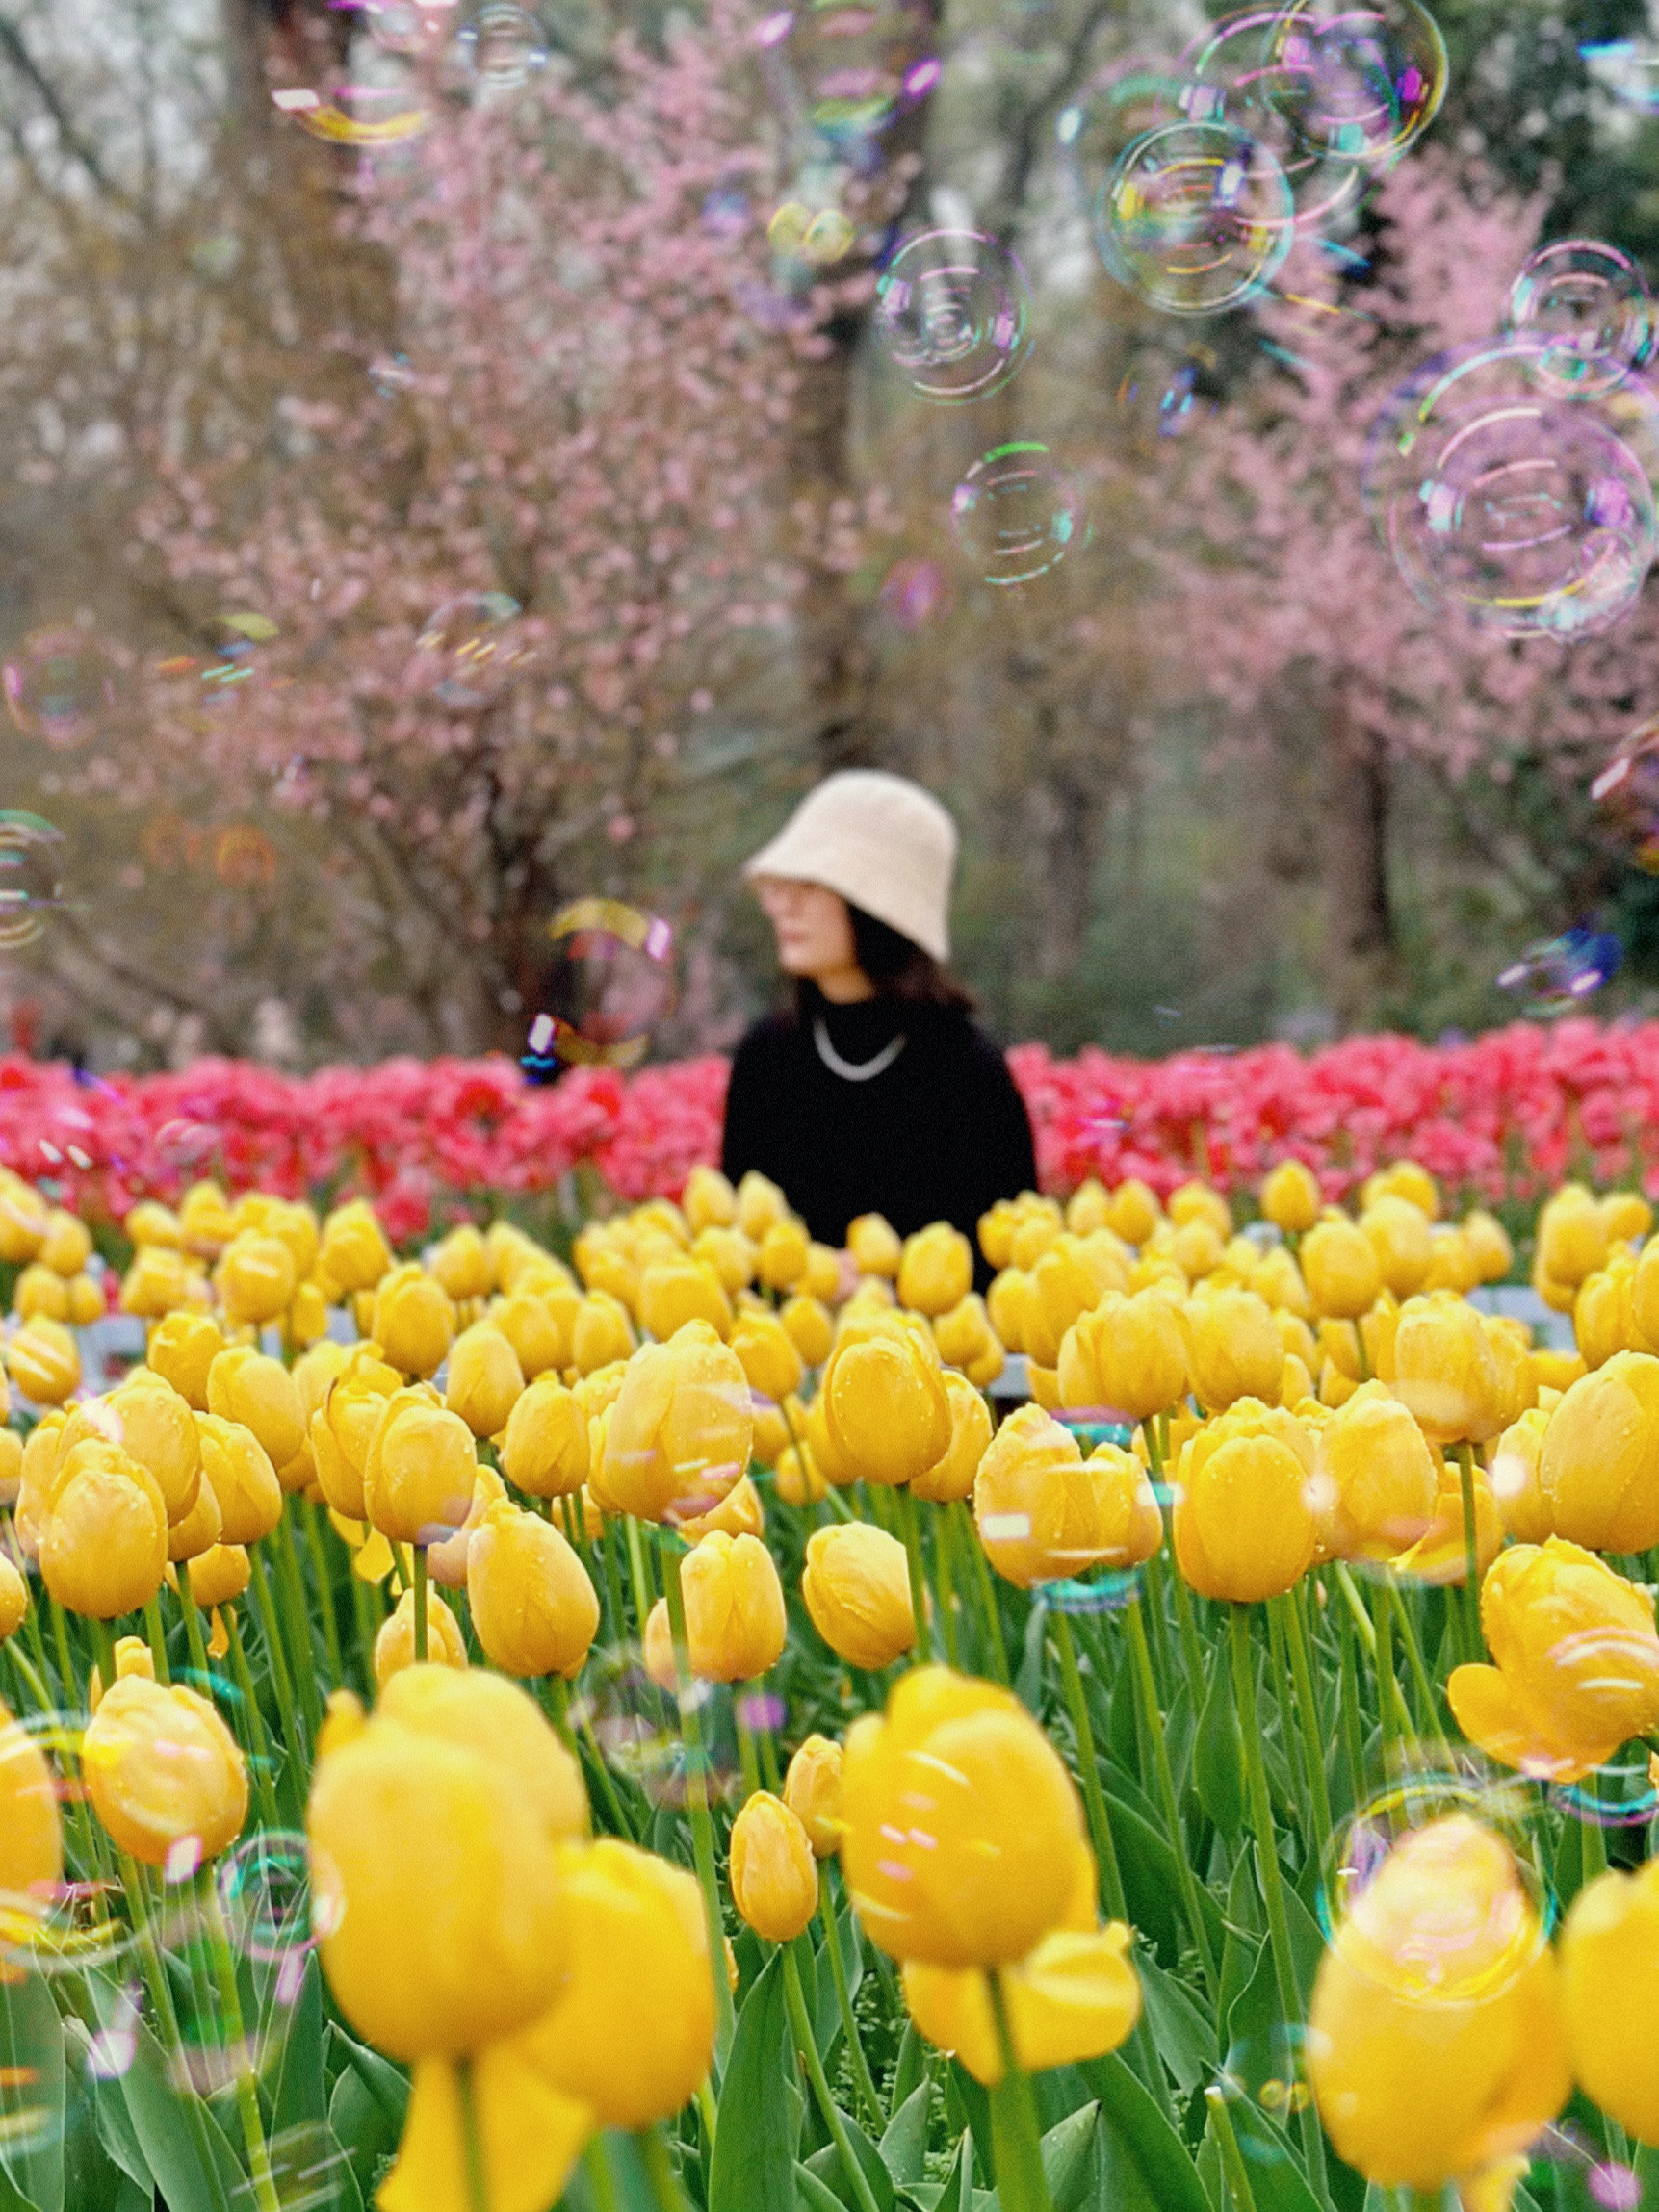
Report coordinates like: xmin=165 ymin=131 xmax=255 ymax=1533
xmin=813 ymin=1015 xmax=907 ymax=1082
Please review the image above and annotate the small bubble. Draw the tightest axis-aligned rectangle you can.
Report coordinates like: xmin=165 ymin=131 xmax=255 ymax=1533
xmin=523 ymin=900 xmax=675 ymax=1073
xmin=410 ymin=592 xmax=535 ymax=708
xmin=3 ymin=630 xmax=118 ymax=748
xmin=874 ymin=229 xmax=1032 ymax=403
xmin=458 ymin=4 xmax=549 ymax=88
xmin=950 ymin=442 xmax=1087 ymax=587
xmin=1497 ymin=928 xmax=1622 ymax=1017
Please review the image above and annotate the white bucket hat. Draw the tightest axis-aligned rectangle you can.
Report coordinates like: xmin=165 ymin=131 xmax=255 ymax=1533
xmin=743 ymin=771 xmax=958 ymax=962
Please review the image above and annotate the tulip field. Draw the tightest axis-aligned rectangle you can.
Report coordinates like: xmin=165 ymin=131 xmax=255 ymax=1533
xmin=0 ymin=1131 xmax=1654 ymax=2212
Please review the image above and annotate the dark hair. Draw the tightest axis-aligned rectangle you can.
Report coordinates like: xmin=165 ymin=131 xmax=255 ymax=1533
xmin=793 ymin=900 xmax=975 ymax=1016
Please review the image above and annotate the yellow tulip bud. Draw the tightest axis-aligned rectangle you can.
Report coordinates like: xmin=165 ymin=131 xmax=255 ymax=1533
xmin=846 ymin=1213 xmax=901 ymax=1278
xmin=1308 ymin=1816 xmax=1568 ymax=2190
xmin=729 ymin=1311 xmax=804 ymax=1408
xmin=841 ymin=1664 xmax=1084 ymax=1967
xmin=490 ymin=1289 xmax=568 ymax=1380
xmin=730 ymin=1790 xmax=818 ymax=1942
xmin=0 ymin=1428 xmax=18 ymax=1512
xmin=372 ymin=1263 xmax=455 ymax=1379
xmin=0 ymin=1181 xmax=47 ymax=1262
xmin=974 ymin=1405 xmax=1160 ymax=1590
xmin=184 ymin=1542 xmax=250 ymax=1609
xmin=1536 ymin=1350 xmax=1659 ymax=1552
xmin=1252 ymin=1246 xmax=1311 ymax=1320
xmin=374 ymin=1588 xmax=469 ymax=1685
xmin=287 ymin=1279 xmax=328 ymax=1348
xmin=13 ymin=1263 xmax=67 ymax=1325
xmin=146 ymin=1310 xmax=226 ymax=1411
xmin=774 ymin=1438 xmax=827 ymax=1506
xmin=178 ymin=1180 xmax=234 ymax=1259
xmin=318 ymin=1199 xmax=392 ymax=1294
xmin=778 ymin=1295 xmax=833 ymax=1369
xmin=425 ymin=1465 xmax=505 ymax=1590
xmin=119 ymin=1245 xmax=200 ymax=1322
xmin=467 ymin=1499 xmax=599 ymax=1680
xmin=1448 ymin=1537 xmax=1659 ymax=1781
xmin=681 ymin=1530 xmax=787 ymax=1683
xmin=1360 ymin=1195 xmax=1433 ymax=1299
xmin=1487 ymin=1405 xmax=1553 ymax=1543
xmin=217 ymin=1232 xmax=298 ymax=1327
xmin=1459 ymin=1208 xmax=1512 ymax=1283
xmin=977 ymin=1199 xmax=1020 ymax=1271
xmin=1181 ymin=1286 xmax=1283 ymax=1411
xmin=0 ymin=1700 xmax=61 ymax=1905
xmin=682 ymin=1164 xmax=737 ymax=1232
xmin=206 ymin=1346 xmax=305 ymax=1470
xmin=444 ymin=1324 xmax=525 ymax=1439
xmin=363 ymin=1390 xmax=478 ymax=1548
xmin=597 ymin=1321 xmax=752 ymax=1524
xmin=571 ymin=1291 xmax=635 ymax=1375
xmin=1261 ymin=1160 xmax=1322 ymax=1235
xmin=730 ymin=1170 xmax=784 ymax=1243
xmin=822 ymin=1314 xmax=951 ymax=1489
xmin=1537 ymin=1184 xmax=1609 ymax=1295
xmin=638 ymin=1259 xmax=732 ymax=1344
xmin=784 ymin=1734 xmax=843 ymax=1857
xmin=1560 ymin=1857 xmax=1659 ymax=2148
xmin=1102 ymin=1180 xmax=1158 ymax=1247
xmin=913 ymin=1369 xmax=992 ymax=1506
xmin=87 ymin=1633 xmax=154 ymax=1714
xmin=428 ymin=1224 xmax=491 ymax=1303
xmin=309 ymin=1668 xmax=573 ymax=2061
xmin=195 ymin=1414 xmax=282 ymax=1546
xmin=1174 ymin=1400 xmax=1317 ymax=1602
xmin=1057 ymin=1289 xmax=1187 ymax=1422
xmin=676 ymin=1472 xmax=765 ymax=1546
xmin=517 ymin=1839 xmax=714 ymax=2127
xmin=307 ymin=1349 xmax=401 ymax=1521
xmin=1310 ymin=1381 xmax=1439 ymax=1562
xmin=1301 ymin=1213 xmax=1381 ymax=1320
xmin=40 ymin=1441 xmax=168 ymax=1619
xmin=1392 ymin=1459 xmax=1504 ymax=1588
xmin=84 ymin=1675 xmax=247 ymax=1867
xmin=5 ymin=1318 xmax=79 ymax=1405
xmin=1392 ymin=1292 xmax=1506 ymax=1445
xmin=895 ymin=1222 xmax=973 ymax=1318
xmin=756 ymin=1219 xmax=810 ymax=1294
xmin=0 ymin=1555 xmax=23 ymax=1646
xmin=499 ymin=1375 xmax=589 ymax=1500
xmin=168 ymin=1474 xmax=224 ymax=1564
xmin=1575 ymin=1258 xmax=1636 ymax=1370
xmin=1168 ymin=1180 xmax=1231 ymax=1237
xmin=801 ymin=1521 xmax=916 ymax=1670
xmin=690 ymin=1227 xmax=754 ymax=1299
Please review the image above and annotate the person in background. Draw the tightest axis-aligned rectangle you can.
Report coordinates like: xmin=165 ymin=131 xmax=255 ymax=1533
xmin=721 ymin=770 xmax=1037 ymax=1286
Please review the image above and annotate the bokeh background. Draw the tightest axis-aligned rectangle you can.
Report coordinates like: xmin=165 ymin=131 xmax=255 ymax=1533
xmin=4 ymin=0 xmax=1659 ymax=1072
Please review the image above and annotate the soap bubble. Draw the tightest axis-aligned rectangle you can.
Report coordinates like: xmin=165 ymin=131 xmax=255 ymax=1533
xmin=950 ymin=443 xmax=1087 ymax=586
xmin=1117 ymin=343 xmax=1219 ymax=444
xmin=220 ymin=1832 xmax=316 ymax=1966
xmin=410 ymin=592 xmax=534 ymax=707
xmin=1578 ymin=39 xmax=1659 ymax=113
xmin=1264 ymin=0 xmax=1447 ymax=164
xmin=523 ymin=900 xmax=675 ymax=1072
xmin=368 ymin=352 xmax=419 ymax=396
xmin=768 ymin=200 xmax=856 ymax=266
xmin=778 ymin=0 xmax=937 ymax=147
xmin=214 ymin=827 xmax=278 ymax=890
xmin=1179 ymin=10 xmax=1365 ymax=228
xmin=873 ymin=230 xmax=1032 ymax=402
xmin=362 ymin=0 xmax=458 ymax=57
xmin=1549 ymin=1754 xmax=1659 ymax=1831
xmin=3 ymin=630 xmax=119 ymax=747
xmin=1097 ymin=121 xmax=1294 ymax=315
xmin=1317 ymin=1769 xmax=1546 ymax=1958
xmin=277 ymin=70 xmax=429 ymax=145
xmin=1497 ymin=928 xmax=1622 ymax=1016
xmin=1363 ymin=339 xmax=1659 ymax=640
xmin=570 ymin=1645 xmax=741 ymax=1809
xmin=458 ymin=4 xmax=549 ymax=87
xmin=0 ymin=815 xmax=66 ymax=951
xmin=1592 ymin=718 xmax=1659 ymax=872
xmin=1039 ymin=1569 xmax=1143 ymax=1613
xmin=1506 ymin=241 xmax=1655 ymax=395
xmin=1056 ymin=61 xmax=1188 ymax=217
xmin=200 ymin=611 xmax=279 ymax=704
xmin=878 ymin=556 xmax=953 ymax=630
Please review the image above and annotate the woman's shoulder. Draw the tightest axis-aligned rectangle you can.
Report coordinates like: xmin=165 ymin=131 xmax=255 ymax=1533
xmin=729 ymin=1010 xmax=804 ymax=1067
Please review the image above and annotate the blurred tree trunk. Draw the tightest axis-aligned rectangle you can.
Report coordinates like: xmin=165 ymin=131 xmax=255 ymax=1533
xmin=1324 ymin=679 xmax=1398 ymax=1026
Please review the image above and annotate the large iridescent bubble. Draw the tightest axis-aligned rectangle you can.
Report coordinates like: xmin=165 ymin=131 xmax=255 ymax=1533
xmin=950 ymin=444 xmax=1087 ymax=585
xmin=1505 ymin=241 xmax=1656 ymax=397
xmin=873 ymin=230 xmax=1032 ymax=402
xmin=1097 ymin=120 xmax=1294 ymax=315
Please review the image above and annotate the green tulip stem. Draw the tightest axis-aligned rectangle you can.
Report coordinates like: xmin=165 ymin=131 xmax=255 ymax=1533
xmin=412 ymin=1544 xmax=428 ymax=1665
xmin=1050 ymin=1609 xmax=1128 ymax=1920
xmin=246 ymin=1545 xmax=306 ymax=1774
xmin=273 ymin=1512 xmax=324 ymax=1736
xmin=782 ymin=1940 xmax=885 ymax=2212
xmin=1266 ymin=1602 xmax=1310 ymax=1841
xmin=2 ymin=1639 xmax=49 ymax=1715
xmin=736 ymin=1719 xmax=762 ymax=1801
xmin=599 ymin=1513 xmax=630 ymax=1640
xmin=1387 ymin=1581 xmax=1452 ymax=1760
xmin=819 ymin=1875 xmax=884 ymax=2133
xmin=350 ymin=1570 xmax=382 ymax=1696
xmin=199 ymin=1867 xmax=283 ymax=2212
xmin=1373 ymin=1581 xmax=1398 ymax=1770
xmin=1351 ymin=1321 xmax=1372 ymax=1383
xmin=985 ymin=1970 xmax=1055 ymax=2212
xmin=175 ymin=1562 xmax=213 ymax=1692
xmin=933 ymin=1504 xmax=961 ymax=1665
xmin=1205 ymin=2085 xmax=1259 ymax=2212
xmin=20 ymin=1597 xmax=57 ymax=1710
xmin=459 ymin=2058 xmax=492 ymax=2212
xmin=1579 ymin=1773 xmax=1609 ymax=1883
xmin=224 ymin=1604 xmax=286 ymax=1830
xmin=1276 ymin=1592 xmax=1333 ymax=1873
xmin=47 ymin=1595 xmax=82 ymax=1714
xmin=1229 ymin=1606 xmax=1325 ymax=2192
xmin=1335 ymin=1597 xmax=1366 ymax=1807
xmin=300 ymin=1498 xmax=345 ymax=1690
xmin=1453 ymin=1446 xmax=1484 ymax=1661
xmin=141 ymin=1596 xmax=170 ymax=1685
xmin=662 ymin=1545 xmax=735 ymax=2063
xmin=626 ymin=1513 xmax=658 ymax=1630
xmin=638 ymin=2124 xmax=691 ymax=2212
xmin=1124 ymin=1597 xmax=1217 ymax=1998
xmin=959 ymin=1503 xmax=1010 ymax=1683
xmin=894 ymin=1486 xmax=932 ymax=1661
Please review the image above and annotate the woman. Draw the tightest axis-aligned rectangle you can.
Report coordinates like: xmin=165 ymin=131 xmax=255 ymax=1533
xmin=721 ymin=770 xmax=1037 ymax=1283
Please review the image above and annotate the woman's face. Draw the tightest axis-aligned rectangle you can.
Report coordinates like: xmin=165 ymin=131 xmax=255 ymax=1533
xmin=753 ymin=877 xmax=859 ymax=980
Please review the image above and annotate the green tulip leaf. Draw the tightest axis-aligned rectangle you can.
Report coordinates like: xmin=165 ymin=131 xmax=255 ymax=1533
xmin=0 ymin=1964 xmax=65 ymax=2212
xmin=804 ymin=2102 xmax=895 ymax=2212
xmin=107 ymin=2019 xmax=240 ymax=2212
xmin=880 ymin=2081 xmax=931 ymax=2187
xmin=1039 ymin=2099 xmax=1098 ymax=2212
xmin=889 ymin=2022 xmax=924 ymax=2122
xmin=710 ymin=1950 xmax=800 ymax=2212
xmin=1134 ymin=1953 xmax=1217 ymax=2096
xmin=1194 ymin=1643 xmax=1245 ymax=1838
xmin=1081 ymin=2053 xmax=1210 ymax=2212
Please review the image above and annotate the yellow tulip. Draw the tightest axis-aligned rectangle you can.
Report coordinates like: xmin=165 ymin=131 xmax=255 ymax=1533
xmin=499 ymin=1374 xmax=589 ymax=1500
xmin=1447 ymin=1538 xmax=1659 ymax=1782
xmin=309 ymin=1347 xmax=402 ymax=1520
xmin=730 ymin=1791 xmax=818 ymax=1942
xmin=1261 ymin=1160 xmax=1322 ymax=1235
xmin=896 ymin=1223 xmax=973 ymax=1318
xmin=1182 ymin=1286 xmax=1283 ymax=1411
xmin=1631 ymin=1234 xmax=1659 ymax=1351
xmin=1536 ymin=1183 xmax=1608 ymax=1293
xmin=1463 ymin=1209 xmax=1514 ymax=1283
xmin=177 ymin=1181 xmax=234 ymax=1259
xmin=598 ymin=1321 xmax=752 ymax=1524
xmin=491 ymin=1289 xmax=570 ymax=1380
xmin=1254 ymin=1245 xmax=1312 ymax=1319
xmin=638 ymin=1259 xmax=732 ymax=1343
xmin=13 ymin=1263 xmax=67 ymax=1324
xmin=376 ymin=2045 xmax=590 ymax=2212
xmin=729 ymin=1310 xmax=804 ymax=1406
xmin=426 ymin=1465 xmax=505 ymax=1589
xmin=1391 ymin=1460 xmax=1503 ymax=1588
xmin=1173 ymin=1400 xmax=1317 ymax=1603
xmin=683 ymin=1165 xmax=737 ymax=1232
xmin=1065 ymin=1179 xmax=1111 ymax=1235
xmin=0 ymin=1427 xmax=18 ymax=1512
xmin=40 ymin=1441 xmax=168 ymax=1619
xmin=1169 ymin=1180 xmax=1231 ymax=1237
xmin=913 ymin=1369 xmax=992 ymax=1505
xmin=681 ymin=1530 xmax=787 ymax=1683
xmin=146 ymin=1310 xmax=226 ymax=1411
xmin=736 ymin=1170 xmax=788 ymax=1243
xmin=840 ymin=1664 xmax=1084 ymax=1967
xmin=1393 ymin=1292 xmax=1506 ymax=1445
xmin=821 ymin=1314 xmax=951 ymax=1489
xmin=318 ymin=1198 xmax=393 ymax=1294
xmin=1307 ymin=1815 xmax=1569 ymax=2190
xmin=65 ymin=1373 xmax=201 ymax=1524
xmin=783 ymin=1735 xmax=843 ymax=1857
xmin=847 ymin=1213 xmax=902 ymax=1278
xmin=1537 ymin=1350 xmax=1659 ymax=1551
xmin=774 ymin=1438 xmax=827 ymax=1506
xmin=363 ymin=1389 xmax=479 ymax=1548
xmin=571 ymin=1291 xmax=635 ymax=1375
xmin=429 ymin=1224 xmax=492 ymax=1302
xmin=1559 ymin=1858 xmax=1659 ymax=2148
xmin=206 ymin=1345 xmax=306 ymax=1470
xmin=1309 ymin=1380 xmax=1439 ymax=1562
xmin=374 ymin=1589 xmax=469 ymax=1686
xmin=1301 ymin=1213 xmax=1381 ymax=1320
xmin=779 ymin=1294 xmax=834 ymax=1369
xmin=756 ymin=1219 xmax=810 ymax=1294
xmin=195 ymin=1414 xmax=283 ymax=1545
xmin=801 ymin=1522 xmax=917 ymax=1670
xmin=1105 ymin=1179 xmax=1161 ymax=1246
xmin=444 ymin=1324 xmax=525 ymax=1438
xmin=1361 ymin=1196 xmax=1433 ymax=1299
xmin=1575 ymin=1257 xmax=1636 ymax=1369
xmin=5 ymin=1318 xmax=80 ymax=1405
xmin=218 ymin=1232 xmax=298 ymax=1327
xmin=675 ymin=1472 xmax=765 ymax=1545
xmin=84 ymin=1676 xmax=247 ymax=1867
xmin=373 ymin=1263 xmax=456 ymax=1379
xmin=0 ymin=1181 xmax=46 ymax=1264
xmin=183 ymin=1542 xmax=249 ymax=1608
xmin=0 ymin=1556 xmax=26 ymax=1644
xmin=119 ymin=1245 xmax=198 ymax=1321
xmin=974 ymin=1405 xmax=1160 ymax=1590
xmin=467 ymin=1499 xmax=599 ymax=1680
xmin=1056 ymin=1289 xmax=1187 ymax=1422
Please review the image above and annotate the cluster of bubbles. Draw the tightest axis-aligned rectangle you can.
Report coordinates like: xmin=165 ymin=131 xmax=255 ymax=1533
xmin=272 ymin=0 xmax=547 ymax=146
xmin=409 ymin=591 xmax=535 ymax=707
xmin=520 ymin=899 xmax=676 ymax=1075
xmin=1059 ymin=0 xmax=1447 ymax=321
xmin=1364 ymin=244 xmax=1659 ymax=644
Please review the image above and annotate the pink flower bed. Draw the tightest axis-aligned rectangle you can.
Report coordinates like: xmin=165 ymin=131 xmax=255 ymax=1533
xmin=1 ymin=1019 xmax=1653 ymax=1242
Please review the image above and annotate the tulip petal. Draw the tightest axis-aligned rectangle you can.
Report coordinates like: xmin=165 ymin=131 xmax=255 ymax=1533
xmin=1446 ymin=1664 xmax=1608 ymax=1785
xmin=378 ymin=2051 xmax=591 ymax=2212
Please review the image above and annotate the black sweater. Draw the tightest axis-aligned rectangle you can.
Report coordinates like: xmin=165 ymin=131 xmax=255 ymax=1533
xmin=720 ymin=997 xmax=1038 ymax=1288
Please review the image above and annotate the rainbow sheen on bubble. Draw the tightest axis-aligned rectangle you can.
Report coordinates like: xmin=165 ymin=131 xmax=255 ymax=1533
xmin=411 ymin=592 xmax=534 ymax=707
xmin=569 ymin=1644 xmax=742 ymax=1808
xmin=1316 ymin=1769 xmax=1548 ymax=1956
xmin=878 ymin=555 xmax=952 ymax=629
xmin=524 ymin=899 xmax=676 ymax=1072
xmin=1579 ymin=39 xmax=1659 ymax=113
xmin=1506 ymin=240 xmax=1656 ymax=396
xmin=950 ymin=443 xmax=1087 ymax=586
xmin=459 ymin=4 xmax=549 ymax=88
xmin=361 ymin=0 xmax=458 ymax=57
xmin=873 ymin=229 xmax=1032 ymax=402
xmin=1592 ymin=718 xmax=1659 ymax=872
xmin=1362 ymin=338 xmax=1659 ymax=640
xmin=1098 ymin=121 xmax=1294 ymax=315
xmin=1264 ymin=0 xmax=1447 ymax=164
xmin=1497 ymin=927 xmax=1622 ymax=1016
xmin=4 ymin=630 xmax=118 ymax=748
xmin=1117 ymin=343 xmax=1219 ymax=443
xmin=0 ymin=814 xmax=66 ymax=952
xmin=773 ymin=0 xmax=937 ymax=150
